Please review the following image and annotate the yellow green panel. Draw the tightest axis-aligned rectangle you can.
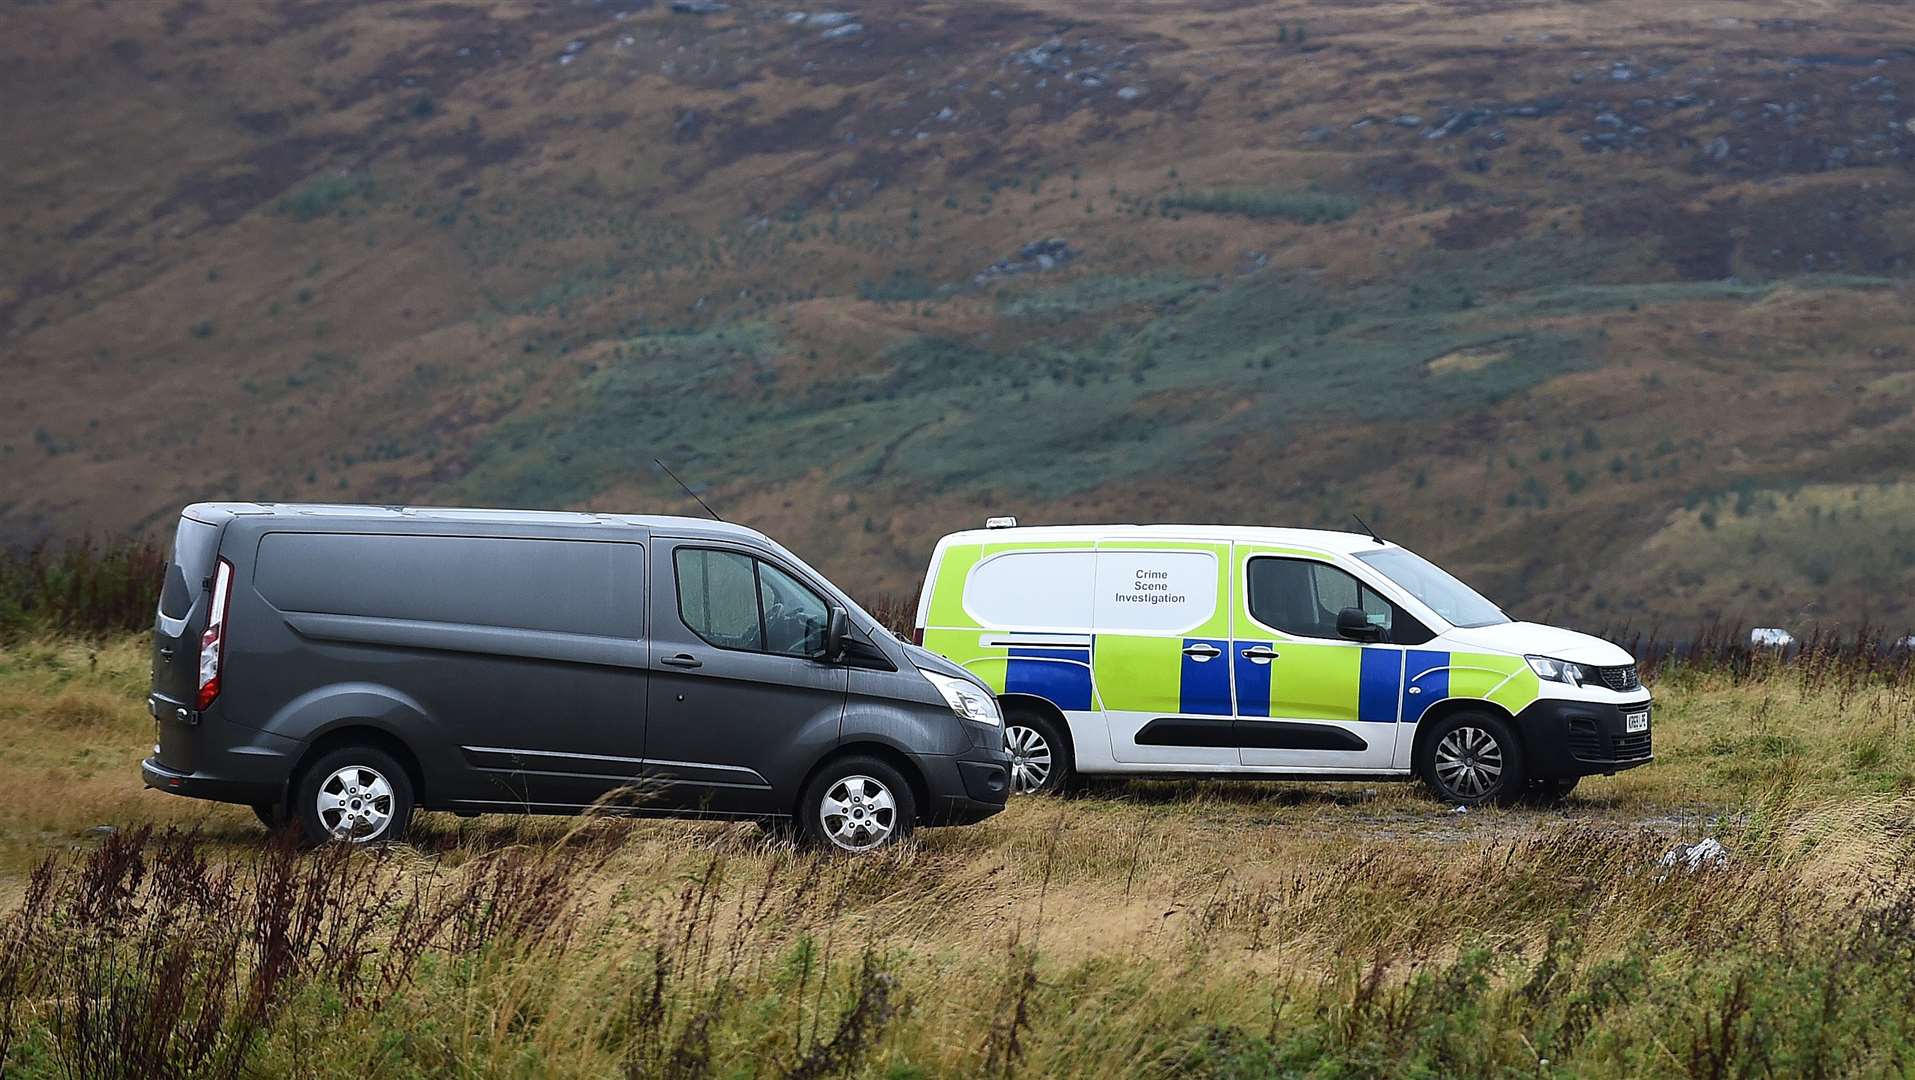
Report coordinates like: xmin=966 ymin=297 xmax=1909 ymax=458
xmin=1446 ymin=652 xmax=1523 ymax=700
xmin=1092 ymin=634 xmax=1183 ymax=714
xmin=926 ymin=542 xmax=983 ymax=628
xmin=1269 ymin=642 xmax=1362 ymax=722
xmin=923 ymin=627 xmax=1009 ymax=691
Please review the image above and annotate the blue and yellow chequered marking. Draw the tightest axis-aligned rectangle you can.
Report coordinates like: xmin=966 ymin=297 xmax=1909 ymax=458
xmin=1360 ymin=648 xmax=1404 ymax=723
xmin=1005 ymin=647 xmax=1093 ymax=711
xmin=1402 ymin=650 xmax=1450 ymax=724
xmin=921 ymin=540 xmax=1544 ymax=728
xmin=1178 ymin=638 xmax=1232 ymax=716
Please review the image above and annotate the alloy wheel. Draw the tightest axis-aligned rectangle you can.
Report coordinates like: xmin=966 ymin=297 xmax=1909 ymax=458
xmin=1433 ymin=726 xmax=1505 ymax=799
xmin=1005 ymin=724 xmax=1053 ymax=794
xmin=819 ymin=775 xmax=898 ymax=852
xmin=316 ymin=765 xmax=396 ymax=842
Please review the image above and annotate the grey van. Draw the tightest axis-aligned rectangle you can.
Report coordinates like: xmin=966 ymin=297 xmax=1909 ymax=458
xmin=143 ymin=504 xmax=1012 ymax=851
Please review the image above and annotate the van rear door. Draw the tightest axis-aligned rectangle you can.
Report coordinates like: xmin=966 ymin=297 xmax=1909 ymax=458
xmin=150 ymin=512 xmax=226 ymax=770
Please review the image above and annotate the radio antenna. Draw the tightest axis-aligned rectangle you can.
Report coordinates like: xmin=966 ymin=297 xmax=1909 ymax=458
xmin=655 ymin=459 xmax=724 ymax=522
xmin=1350 ymin=512 xmax=1384 ymax=545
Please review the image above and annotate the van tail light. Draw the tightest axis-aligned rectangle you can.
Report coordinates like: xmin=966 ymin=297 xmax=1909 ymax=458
xmin=912 ymin=626 xmax=925 ymax=646
xmin=195 ymin=558 xmax=234 ymax=710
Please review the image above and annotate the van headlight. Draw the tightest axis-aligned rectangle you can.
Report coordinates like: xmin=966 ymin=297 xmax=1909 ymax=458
xmin=1526 ymin=655 xmax=1593 ymax=687
xmin=918 ymin=669 xmax=1002 ymax=726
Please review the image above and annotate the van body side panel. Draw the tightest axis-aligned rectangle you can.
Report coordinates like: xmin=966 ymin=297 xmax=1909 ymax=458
xmin=1093 ymin=541 xmax=1236 ymax=767
xmin=244 ymin=532 xmax=650 ymax=809
xmin=1232 ymin=544 xmax=1402 ymax=770
xmin=643 ymin=538 xmax=848 ymax=816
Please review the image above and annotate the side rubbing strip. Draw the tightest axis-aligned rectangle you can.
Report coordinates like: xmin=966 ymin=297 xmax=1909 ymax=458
xmin=1233 ymin=721 xmax=1369 ymax=752
xmin=1402 ymin=650 xmax=1450 ymax=724
xmin=1179 ymin=637 xmax=1232 ymax=717
xmin=1135 ymin=717 xmax=1236 ymax=747
xmin=1358 ymin=649 xmax=1403 ymax=723
xmin=1004 ymin=647 xmax=1093 ymax=711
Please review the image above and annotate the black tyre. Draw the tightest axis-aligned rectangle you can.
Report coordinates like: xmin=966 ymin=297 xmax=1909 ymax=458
xmin=1522 ymin=776 xmax=1580 ymax=805
xmin=294 ymin=745 xmax=415 ymax=846
xmin=1416 ymin=711 xmax=1527 ymax=807
xmin=798 ymin=755 xmax=916 ymax=853
xmin=1004 ymin=707 xmax=1073 ymax=795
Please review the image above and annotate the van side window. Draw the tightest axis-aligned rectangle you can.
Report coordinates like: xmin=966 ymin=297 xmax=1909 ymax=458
xmin=1248 ymin=558 xmax=1428 ymax=644
xmin=675 ymin=550 xmax=764 ymax=651
xmin=757 ymin=561 xmax=829 ymax=657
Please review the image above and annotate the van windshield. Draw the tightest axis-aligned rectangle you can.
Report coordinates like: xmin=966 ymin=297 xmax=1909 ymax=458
xmin=1355 ymin=548 xmax=1509 ymax=628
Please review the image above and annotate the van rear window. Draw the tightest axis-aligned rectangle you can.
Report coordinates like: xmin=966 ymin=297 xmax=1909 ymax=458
xmin=965 ymin=550 xmax=1097 ymax=631
xmin=254 ymin=533 xmax=645 ymax=638
xmin=159 ymin=517 xmax=222 ymax=620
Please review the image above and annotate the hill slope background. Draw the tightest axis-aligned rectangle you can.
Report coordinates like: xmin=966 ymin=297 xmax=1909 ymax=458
xmin=5 ymin=0 xmax=1915 ymax=629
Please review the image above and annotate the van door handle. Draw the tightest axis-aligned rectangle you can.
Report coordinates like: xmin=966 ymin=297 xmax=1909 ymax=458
xmin=662 ymin=654 xmax=703 ymax=669
xmin=1181 ymin=643 xmax=1221 ymax=662
xmin=1240 ymin=646 xmax=1279 ymax=664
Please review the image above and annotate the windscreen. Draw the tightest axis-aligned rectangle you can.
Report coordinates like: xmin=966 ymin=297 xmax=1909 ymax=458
xmin=1355 ymin=547 xmax=1509 ymax=628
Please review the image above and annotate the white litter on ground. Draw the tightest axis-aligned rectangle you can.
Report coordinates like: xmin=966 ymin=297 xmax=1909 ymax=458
xmin=1659 ymin=837 xmax=1729 ymax=873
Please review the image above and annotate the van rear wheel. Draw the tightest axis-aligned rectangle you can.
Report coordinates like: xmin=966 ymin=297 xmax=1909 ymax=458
xmin=294 ymin=746 xmax=415 ymax=846
xmin=1004 ymin=708 xmax=1072 ymax=795
xmin=1416 ymin=711 xmax=1526 ymax=807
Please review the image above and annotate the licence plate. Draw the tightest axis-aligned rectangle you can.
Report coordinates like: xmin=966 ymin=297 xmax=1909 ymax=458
xmin=1625 ymin=711 xmax=1649 ymax=734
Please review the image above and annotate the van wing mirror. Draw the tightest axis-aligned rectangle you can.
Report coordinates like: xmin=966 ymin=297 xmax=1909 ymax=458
xmin=1336 ymin=607 xmax=1382 ymax=642
xmin=823 ymin=606 xmax=850 ymax=662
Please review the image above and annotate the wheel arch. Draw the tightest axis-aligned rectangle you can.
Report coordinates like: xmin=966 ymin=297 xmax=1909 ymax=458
xmin=997 ymin=693 xmax=1075 ymax=766
xmin=1409 ymin=697 xmax=1517 ymax=769
xmin=795 ymin=741 xmax=930 ymax=824
xmin=289 ymin=725 xmax=426 ymax=807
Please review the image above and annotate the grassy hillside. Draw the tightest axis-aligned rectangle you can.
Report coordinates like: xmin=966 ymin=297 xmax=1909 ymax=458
xmin=6 ymin=0 xmax=1915 ymax=628
xmin=4 ymin=635 xmax=1915 ymax=1076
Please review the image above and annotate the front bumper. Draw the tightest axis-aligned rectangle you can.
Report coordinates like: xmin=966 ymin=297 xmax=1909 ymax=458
xmin=142 ymin=756 xmax=284 ymax=807
xmin=912 ymin=741 xmax=1013 ymax=826
xmin=1516 ymin=697 xmax=1654 ymax=779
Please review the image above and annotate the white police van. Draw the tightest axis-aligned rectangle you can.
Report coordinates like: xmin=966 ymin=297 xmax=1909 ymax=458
xmin=913 ymin=521 xmax=1652 ymax=804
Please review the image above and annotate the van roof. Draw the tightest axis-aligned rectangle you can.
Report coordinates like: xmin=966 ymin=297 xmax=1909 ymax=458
xmin=938 ymin=523 xmax=1398 ymax=556
xmin=181 ymin=501 xmax=771 ymax=541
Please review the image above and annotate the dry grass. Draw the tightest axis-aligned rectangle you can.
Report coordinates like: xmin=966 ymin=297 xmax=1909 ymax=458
xmin=3 ymin=635 xmax=1915 ymax=1075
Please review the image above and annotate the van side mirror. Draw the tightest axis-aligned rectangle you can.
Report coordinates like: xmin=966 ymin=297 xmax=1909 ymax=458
xmin=1336 ymin=607 xmax=1382 ymax=643
xmin=823 ymin=606 xmax=850 ymax=662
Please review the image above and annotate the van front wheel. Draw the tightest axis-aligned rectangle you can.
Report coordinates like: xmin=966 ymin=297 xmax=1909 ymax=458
xmin=1416 ymin=712 xmax=1526 ymax=807
xmin=295 ymin=746 xmax=415 ymax=846
xmin=800 ymin=756 xmax=916 ymax=853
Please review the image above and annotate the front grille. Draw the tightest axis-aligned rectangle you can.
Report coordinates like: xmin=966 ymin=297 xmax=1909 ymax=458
xmin=1567 ymin=717 xmax=1652 ymax=763
xmin=1596 ymin=664 xmax=1641 ymax=692
xmin=1612 ymin=730 xmax=1652 ymax=760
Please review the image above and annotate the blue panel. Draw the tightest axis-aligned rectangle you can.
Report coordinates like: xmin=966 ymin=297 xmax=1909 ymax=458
xmin=1402 ymin=650 xmax=1450 ymax=724
xmin=1179 ymin=637 xmax=1233 ymax=717
xmin=1006 ymin=648 xmax=1093 ymax=711
xmin=1359 ymin=649 xmax=1403 ymax=723
xmin=1233 ymin=639 xmax=1272 ymax=718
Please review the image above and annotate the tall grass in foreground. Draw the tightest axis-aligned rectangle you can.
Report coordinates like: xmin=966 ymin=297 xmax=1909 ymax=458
xmin=5 ymin=794 xmax=1915 ymax=1077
